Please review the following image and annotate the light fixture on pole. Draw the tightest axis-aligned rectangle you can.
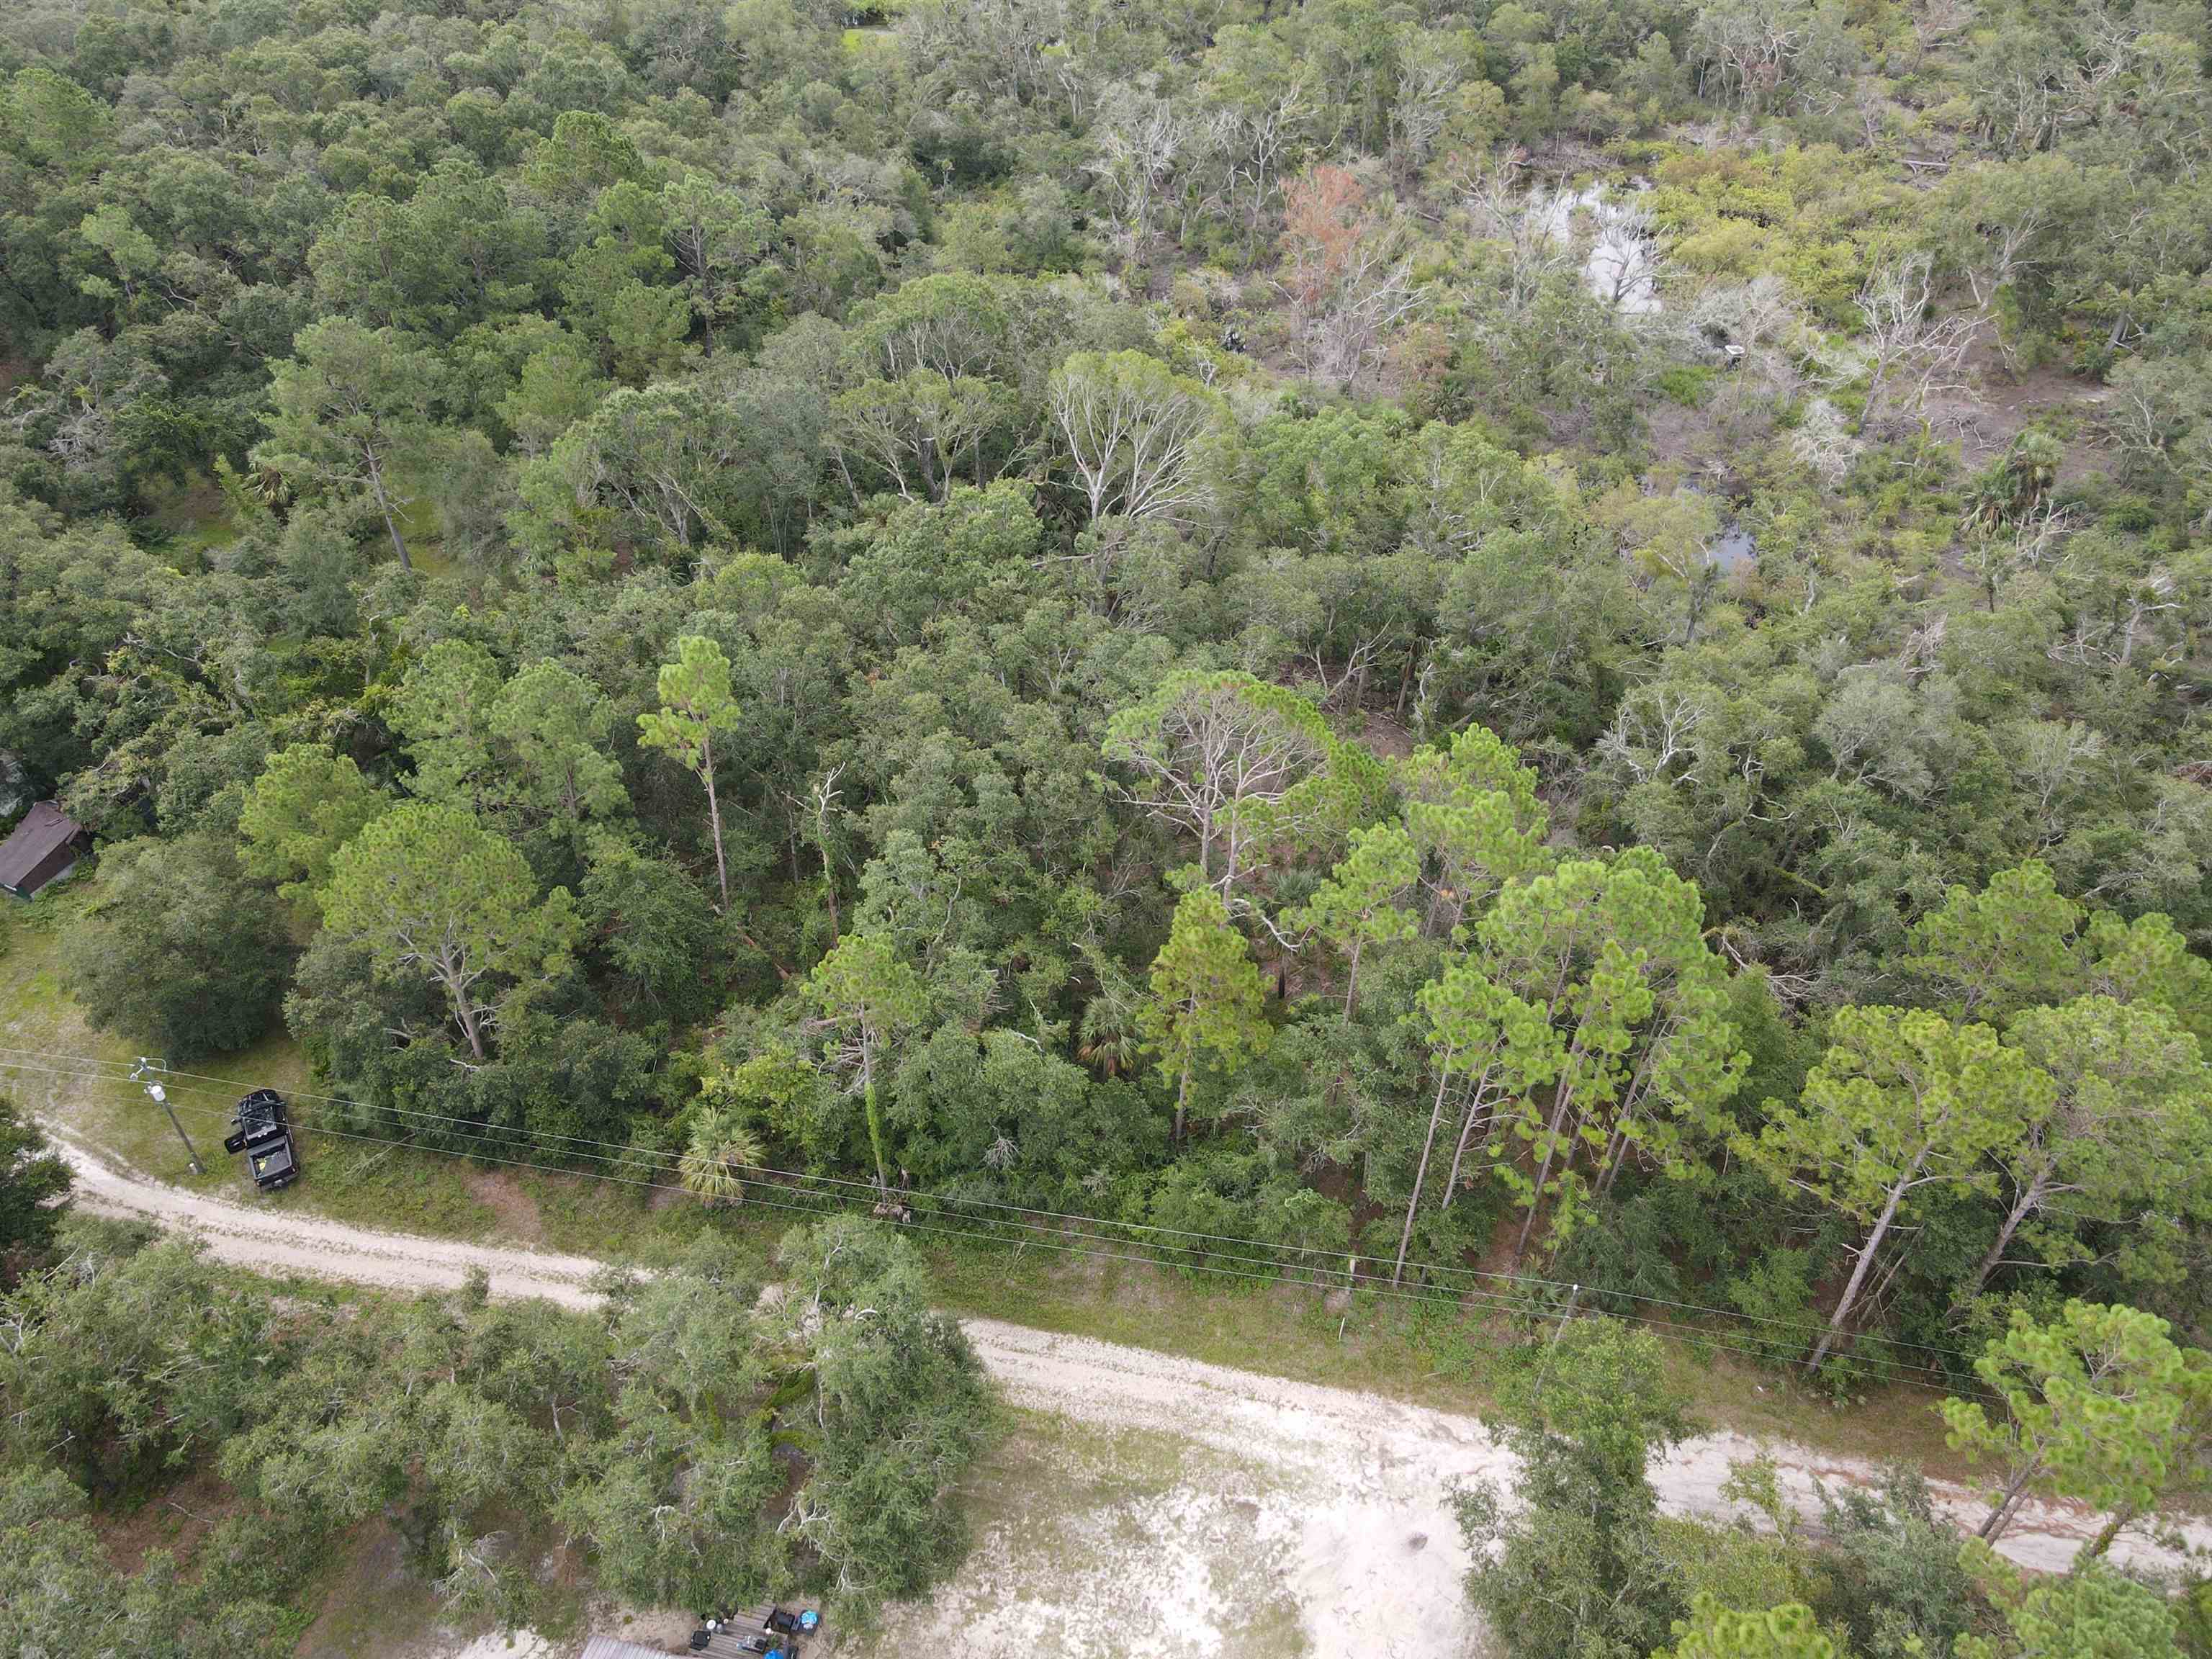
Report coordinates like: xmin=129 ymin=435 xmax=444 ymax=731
xmin=132 ymin=1056 xmax=202 ymax=1174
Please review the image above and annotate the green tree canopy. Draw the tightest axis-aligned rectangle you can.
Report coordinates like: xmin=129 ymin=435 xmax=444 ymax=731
xmin=637 ymin=634 xmax=742 ymax=912
xmin=1457 ymin=1318 xmax=1696 ymax=1659
xmin=1942 ymin=1300 xmax=2208 ymax=1552
xmin=1293 ymin=819 xmax=1420 ymax=1016
xmin=0 ymin=1097 xmax=70 ymax=1274
xmin=389 ymin=638 xmax=504 ymax=806
xmin=490 ymin=659 xmax=629 ymax=829
xmin=238 ymin=747 xmax=387 ymax=917
xmin=1961 ymin=997 xmax=2212 ymax=1305
xmin=778 ymin=1218 xmax=993 ymax=1603
xmin=320 ymin=803 xmax=578 ymax=1062
xmin=1749 ymin=1007 xmax=2044 ymax=1371
xmin=806 ymin=930 xmax=931 ymax=1187
xmin=1908 ymin=861 xmax=2212 ymax=1040
xmin=1658 ymin=1596 xmax=1839 ymax=1659
xmin=1956 ymin=1541 xmax=2179 ymax=1659
xmin=65 ymin=835 xmax=293 ymax=1062
xmin=1478 ymin=849 xmax=1746 ymax=1266
xmin=253 ymin=318 xmax=445 ymax=570
xmin=1139 ymin=886 xmax=1272 ymax=1142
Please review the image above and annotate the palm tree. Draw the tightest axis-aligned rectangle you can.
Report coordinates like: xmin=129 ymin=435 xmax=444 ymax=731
xmin=1075 ymin=945 xmax=1144 ymax=1077
xmin=678 ymin=1104 xmax=764 ymax=1205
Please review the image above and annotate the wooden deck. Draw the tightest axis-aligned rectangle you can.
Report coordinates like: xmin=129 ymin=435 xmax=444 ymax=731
xmin=693 ymin=1604 xmax=818 ymax=1658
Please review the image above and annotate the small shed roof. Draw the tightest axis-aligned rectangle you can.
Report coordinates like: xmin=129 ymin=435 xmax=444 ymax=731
xmin=580 ymin=1639 xmax=676 ymax=1659
xmin=0 ymin=801 xmax=85 ymax=896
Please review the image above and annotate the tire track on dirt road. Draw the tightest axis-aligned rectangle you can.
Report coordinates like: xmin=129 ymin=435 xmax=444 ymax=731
xmin=50 ymin=1133 xmax=2208 ymax=1585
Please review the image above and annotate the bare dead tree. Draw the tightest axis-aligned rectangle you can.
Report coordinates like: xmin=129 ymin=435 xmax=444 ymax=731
xmin=1466 ymin=172 xmax=1576 ymax=313
xmin=1277 ymin=165 xmax=1425 ymax=390
xmin=1961 ymin=202 xmax=2051 ymax=314
xmin=2048 ymin=567 xmax=2182 ymax=668
xmin=1587 ymin=195 xmax=1660 ymax=314
xmin=1894 ymin=614 xmax=1949 ymax=688
xmin=1853 ymin=252 xmax=1984 ymax=431
xmin=2010 ymin=718 xmax=2105 ymax=844
xmin=1388 ymin=40 xmax=1462 ymax=182
xmin=1597 ymin=687 xmax=1709 ymax=786
xmin=1048 ymin=350 xmax=1220 ymax=526
xmin=1914 ymin=0 xmax=1972 ymax=48
xmin=1100 ymin=673 xmax=1336 ymax=894
xmin=1187 ymin=76 xmax=1313 ymax=257
xmin=1310 ymin=239 xmax=1421 ymax=388
xmin=1791 ymin=395 xmax=1863 ymax=484
xmin=1087 ymin=83 xmax=1184 ymax=258
xmin=896 ymin=0 xmax=1071 ymax=112
xmin=1687 ymin=0 xmax=1809 ymax=113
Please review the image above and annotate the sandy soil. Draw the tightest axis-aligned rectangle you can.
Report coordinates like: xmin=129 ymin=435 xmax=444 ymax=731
xmin=857 ymin=1413 xmax=1468 ymax=1659
xmin=1924 ymin=351 xmax=2118 ymax=479
xmin=462 ymin=1166 xmax=549 ymax=1243
xmin=961 ymin=1318 xmax=2206 ymax=1580
xmin=47 ymin=1129 xmax=2211 ymax=1659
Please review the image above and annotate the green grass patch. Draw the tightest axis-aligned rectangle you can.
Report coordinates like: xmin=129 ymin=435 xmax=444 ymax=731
xmin=291 ymin=1522 xmax=452 ymax=1659
xmin=0 ymin=893 xmax=256 ymax=1185
xmin=392 ymin=496 xmax=457 ymax=580
xmin=136 ymin=472 xmax=241 ymax=562
xmin=1655 ymin=364 xmax=1717 ymax=407
xmin=910 ymin=1223 xmax=1959 ymax=1467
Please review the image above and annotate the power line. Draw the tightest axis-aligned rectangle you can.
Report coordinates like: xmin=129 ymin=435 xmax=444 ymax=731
xmin=0 ymin=1044 xmax=1981 ymax=1372
xmin=0 ymin=1043 xmax=1992 ymax=1365
xmin=78 ymin=1074 xmax=1983 ymax=1395
xmin=0 ymin=1051 xmax=1994 ymax=1398
xmin=150 ymin=1079 xmax=1979 ymax=1382
xmin=12 ymin=1057 xmax=1552 ymax=1318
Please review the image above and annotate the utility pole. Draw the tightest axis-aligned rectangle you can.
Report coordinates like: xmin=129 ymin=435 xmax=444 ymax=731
xmin=133 ymin=1057 xmax=202 ymax=1174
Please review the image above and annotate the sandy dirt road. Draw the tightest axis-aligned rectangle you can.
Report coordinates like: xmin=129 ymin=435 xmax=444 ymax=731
xmin=49 ymin=1132 xmax=2208 ymax=1656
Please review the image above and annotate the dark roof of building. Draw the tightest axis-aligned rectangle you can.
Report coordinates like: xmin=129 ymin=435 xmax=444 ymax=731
xmin=0 ymin=801 xmax=86 ymax=893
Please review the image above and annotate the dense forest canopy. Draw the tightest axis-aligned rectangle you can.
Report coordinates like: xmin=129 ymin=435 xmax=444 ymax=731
xmin=2 ymin=0 xmax=2212 ymax=1633
xmin=4 ymin=0 xmax=2212 ymax=1646
xmin=1 ymin=1216 xmax=991 ymax=1640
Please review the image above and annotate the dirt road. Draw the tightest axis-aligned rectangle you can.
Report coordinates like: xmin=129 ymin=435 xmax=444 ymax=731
xmin=51 ymin=1133 xmax=2207 ymax=1627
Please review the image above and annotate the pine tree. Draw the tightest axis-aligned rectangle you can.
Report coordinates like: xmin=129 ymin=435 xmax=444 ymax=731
xmin=1752 ymin=1007 xmax=2046 ymax=1372
xmin=637 ymin=636 xmax=742 ymax=913
xmin=1139 ymin=888 xmax=1272 ymax=1142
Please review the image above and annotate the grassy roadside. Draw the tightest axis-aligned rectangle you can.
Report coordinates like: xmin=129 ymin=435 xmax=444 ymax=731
xmin=5 ymin=886 xmax=1959 ymax=1473
xmin=919 ymin=1232 xmax=1964 ymax=1469
xmin=1 ymin=894 xmax=668 ymax=1251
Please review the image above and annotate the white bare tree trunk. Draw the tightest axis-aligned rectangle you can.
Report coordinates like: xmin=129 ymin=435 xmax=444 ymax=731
xmin=1854 ymin=253 xmax=1983 ymax=432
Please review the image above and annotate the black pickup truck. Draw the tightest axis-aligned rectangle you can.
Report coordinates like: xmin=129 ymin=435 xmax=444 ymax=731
xmin=222 ymin=1089 xmax=300 ymax=1191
